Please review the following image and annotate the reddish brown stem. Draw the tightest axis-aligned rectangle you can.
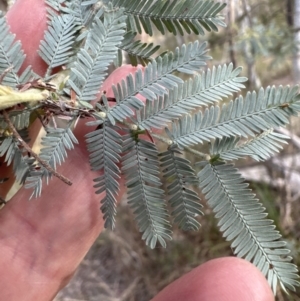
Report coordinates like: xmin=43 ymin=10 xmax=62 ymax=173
xmin=2 ymin=110 xmax=72 ymax=186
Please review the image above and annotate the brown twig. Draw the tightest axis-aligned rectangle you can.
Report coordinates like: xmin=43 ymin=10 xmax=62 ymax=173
xmin=2 ymin=109 xmax=72 ymax=186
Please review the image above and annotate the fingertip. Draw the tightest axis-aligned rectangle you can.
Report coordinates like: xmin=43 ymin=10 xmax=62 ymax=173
xmin=151 ymin=257 xmax=275 ymax=301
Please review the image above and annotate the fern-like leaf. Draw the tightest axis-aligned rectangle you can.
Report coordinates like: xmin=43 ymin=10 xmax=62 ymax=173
xmin=198 ymin=162 xmax=300 ymax=293
xmin=38 ymin=13 xmax=78 ymax=77
xmin=167 ymin=86 xmax=300 ymax=148
xmin=45 ymin=0 xmax=65 ymax=12
xmin=68 ymin=6 xmax=126 ymax=103
xmin=184 ymin=63 xmax=247 ymax=105
xmin=160 ymin=145 xmax=203 ymax=231
xmin=86 ymin=122 xmax=123 ymax=230
xmin=62 ymin=0 xmax=95 ymax=29
xmin=45 ymin=0 xmax=65 ymax=18
xmin=0 ymin=108 xmax=33 ymax=131
xmin=53 ymin=0 xmax=100 ymax=43
xmin=111 ymin=0 xmax=226 ymax=36
xmin=211 ymin=129 xmax=289 ymax=162
xmin=119 ymin=31 xmax=160 ymax=66
xmin=25 ymin=126 xmax=78 ymax=199
xmin=122 ymin=136 xmax=172 ymax=248
xmin=0 ymin=130 xmax=34 ymax=184
xmin=0 ymin=13 xmax=32 ymax=86
xmin=135 ymin=64 xmax=246 ymax=130
xmin=108 ymin=41 xmax=210 ymax=124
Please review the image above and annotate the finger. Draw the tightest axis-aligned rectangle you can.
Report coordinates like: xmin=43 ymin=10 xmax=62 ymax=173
xmin=151 ymin=257 xmax=275 ymax=301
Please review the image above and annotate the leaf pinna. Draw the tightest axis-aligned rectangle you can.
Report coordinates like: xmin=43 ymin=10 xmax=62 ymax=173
xmin=0 ymin=0 xmax=299 ymax=295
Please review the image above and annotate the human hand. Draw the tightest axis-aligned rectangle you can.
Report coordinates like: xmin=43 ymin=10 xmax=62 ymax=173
xmin=0 ymin=1 xmax=274 ymax=300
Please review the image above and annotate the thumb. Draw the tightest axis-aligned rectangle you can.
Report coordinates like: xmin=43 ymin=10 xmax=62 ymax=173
xmin=152 ymin=257 xmax=275 ymax=301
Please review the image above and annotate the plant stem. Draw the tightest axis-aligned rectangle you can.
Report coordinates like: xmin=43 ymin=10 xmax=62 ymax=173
xmin=151 ymin=132 xmax=173 ymax=145
xmin=151 ymin=132 xmax=209 ymax=159
xmin=183 ymin=146 xmax=210 ymax=160
xmin=2 ymin=110 xmax=72 ymax=186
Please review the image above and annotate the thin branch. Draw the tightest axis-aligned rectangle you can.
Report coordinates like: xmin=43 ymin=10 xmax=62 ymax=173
xmin=2 ymin=110 xmax=72 ymax=186
xmin=150 ymin=132 xmax=210 ymax=159
xmin=183 ymin=146 xmax=210 ymax=160
xmin=151 ymin=132 xmax=173 ymax=145
xmin=149 ymin=130 xmax=210 ymax=160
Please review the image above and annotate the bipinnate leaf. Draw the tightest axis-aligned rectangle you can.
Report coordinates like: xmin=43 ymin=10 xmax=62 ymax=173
xmin=122 ymin=136 xmax=172 ymax=249
xmin=86 ymin=122 xmax=123 ymax=230
xmin=168 ymin=86 xmax=300 ymax=148
xmin=160 ymin=145 xmax=203 ymax=231
xmin=198 ymin=162 xmax=300 ymax=293
xmin=111 ymin=0 xmax=226 ymax=36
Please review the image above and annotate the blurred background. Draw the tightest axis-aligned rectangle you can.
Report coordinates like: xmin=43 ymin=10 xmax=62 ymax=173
xmin=2 ymin=0 xmax=300 ymax=300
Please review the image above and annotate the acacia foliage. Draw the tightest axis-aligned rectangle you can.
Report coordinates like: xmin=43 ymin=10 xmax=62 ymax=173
xmin=0 ymin=0 xmax=299 ymax=294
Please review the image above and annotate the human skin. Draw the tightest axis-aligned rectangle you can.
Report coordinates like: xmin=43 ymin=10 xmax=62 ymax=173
xmin=0 ymin=1 xmax=275 ymax=300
